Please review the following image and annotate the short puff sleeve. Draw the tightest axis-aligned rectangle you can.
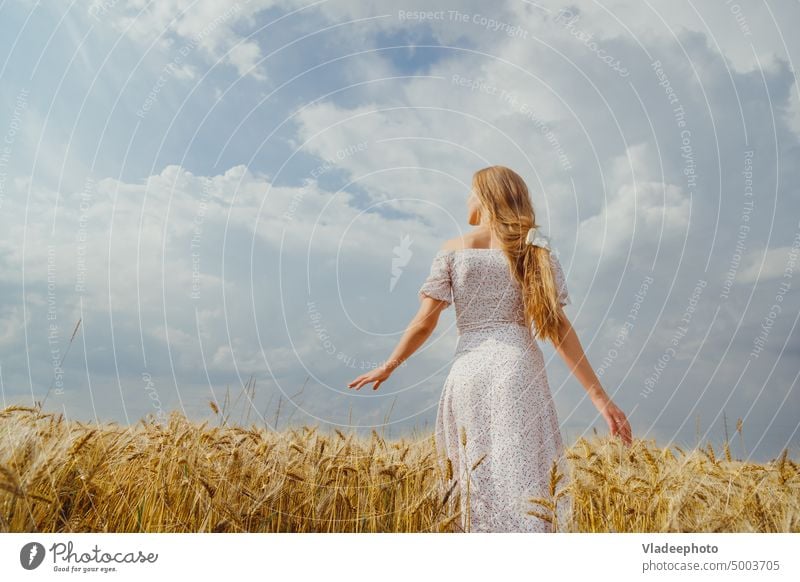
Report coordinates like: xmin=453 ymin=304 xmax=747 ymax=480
xmin=418 ymin=251 xmax=453 ymax=307
xmin=548 ymin=251 xmax=571 ymax=306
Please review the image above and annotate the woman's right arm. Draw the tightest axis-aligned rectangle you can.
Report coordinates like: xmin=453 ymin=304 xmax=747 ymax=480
xmin=553 ymin=308 xmax=633 ymax=445
xmin=347 ymin=296 xmax=447 ymax=391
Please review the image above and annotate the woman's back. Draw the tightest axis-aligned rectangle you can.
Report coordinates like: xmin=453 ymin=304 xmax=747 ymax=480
xmin=419 ymin=247 xmax=570 ymax=336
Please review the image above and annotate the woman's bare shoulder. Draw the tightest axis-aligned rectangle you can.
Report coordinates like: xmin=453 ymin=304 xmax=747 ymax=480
xmin=440 ymin=237 xmax=465 ymax=251
xmin=440 ymin=231 xmax=489 ymax=251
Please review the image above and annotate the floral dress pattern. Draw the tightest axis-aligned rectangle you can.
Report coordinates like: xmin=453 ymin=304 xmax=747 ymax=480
xmin=419 ymin=248 xmax=572 ymax=533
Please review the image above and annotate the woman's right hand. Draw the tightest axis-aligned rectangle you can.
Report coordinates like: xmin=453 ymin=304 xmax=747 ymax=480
xmin=590 ymin=388 xmax=633 ymax=446
xmin=347 ymin=363 xmax=393 ymax=391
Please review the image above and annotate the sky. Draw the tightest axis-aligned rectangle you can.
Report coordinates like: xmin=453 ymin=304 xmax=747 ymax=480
xmin=0 ymin=0 xmax=798 ymax=462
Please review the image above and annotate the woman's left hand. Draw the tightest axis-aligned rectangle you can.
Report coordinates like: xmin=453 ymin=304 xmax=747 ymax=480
xmin=348 ymin=365 xmax=392 ymax=391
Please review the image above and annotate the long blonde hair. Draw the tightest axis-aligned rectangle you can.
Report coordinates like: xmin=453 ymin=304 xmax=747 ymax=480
xmin=472 ymin=165 xmax=566 ymax=344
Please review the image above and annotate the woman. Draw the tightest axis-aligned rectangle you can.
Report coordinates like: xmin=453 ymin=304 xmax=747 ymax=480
xmin=348 ymin=165 xmax=632 ymax=533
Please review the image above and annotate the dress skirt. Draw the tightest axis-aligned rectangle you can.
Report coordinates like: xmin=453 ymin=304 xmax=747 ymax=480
xmin=434 ymin=323 xmax=571 ymax=533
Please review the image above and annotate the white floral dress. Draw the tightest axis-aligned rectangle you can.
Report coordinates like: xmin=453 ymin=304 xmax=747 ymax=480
xmin=420 ymin=248 xmax=572 ymax=533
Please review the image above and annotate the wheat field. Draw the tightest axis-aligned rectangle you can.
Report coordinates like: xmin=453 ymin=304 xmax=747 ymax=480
xmin=0 ymin=404 xmax=798 ymax=533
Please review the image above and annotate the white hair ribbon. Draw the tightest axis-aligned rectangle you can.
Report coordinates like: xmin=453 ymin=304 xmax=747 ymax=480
xmin=525 ymin=227 xmax=551 ymax=250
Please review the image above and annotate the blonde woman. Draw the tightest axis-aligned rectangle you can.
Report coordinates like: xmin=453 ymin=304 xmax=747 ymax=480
xmin=348 ymin=165 xmax=632 ymax=533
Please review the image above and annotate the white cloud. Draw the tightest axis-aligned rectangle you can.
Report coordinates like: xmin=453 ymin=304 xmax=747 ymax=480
xmin=82 ymin=0 xmax=283 ymax=79
xmin=738 ymin=245 xmax=795 ymax=283
xmin=579 ymin=142 xmax=690 ymax=257
xmin=227 ymin=40 xmax=267 ymax=80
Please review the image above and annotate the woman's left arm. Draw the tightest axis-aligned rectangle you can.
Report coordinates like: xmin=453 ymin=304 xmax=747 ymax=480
xmin=554 ymin=308 xmax=633 ymax=445
xmin=347 ymin=297 xmax=448 ymax=390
